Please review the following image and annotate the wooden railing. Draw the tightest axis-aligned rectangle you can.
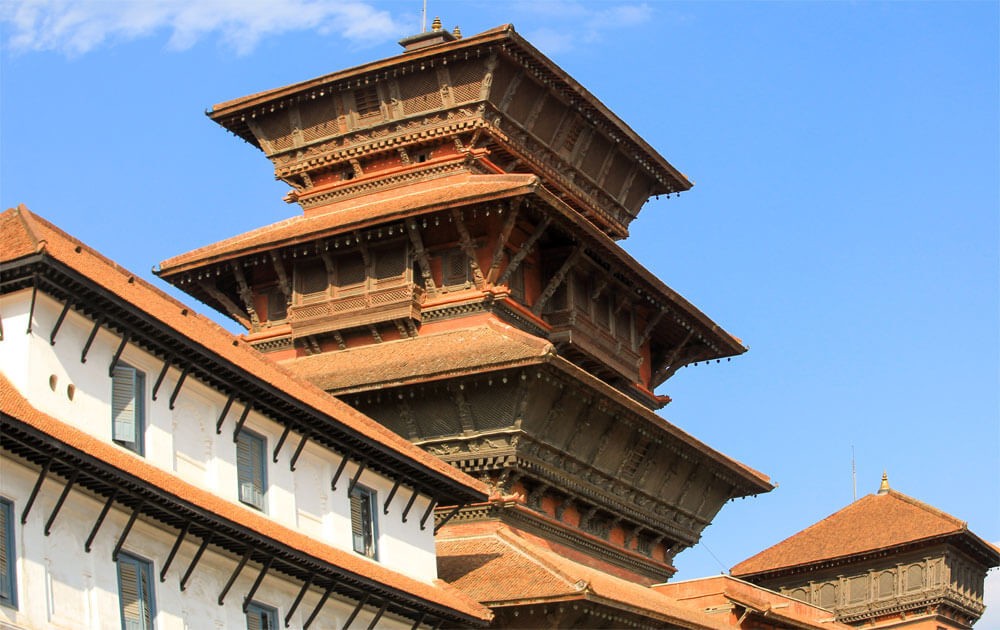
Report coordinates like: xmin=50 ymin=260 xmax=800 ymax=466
xmin=288 ymin=284 xmax=423 ymax=338
xmin=547 ymin=308 xmax=640 ymax=382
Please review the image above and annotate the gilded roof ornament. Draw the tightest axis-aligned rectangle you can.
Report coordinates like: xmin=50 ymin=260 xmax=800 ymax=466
xmin=432 ymin=16 xmax=442 ymax=32
xmin=878 ymin=470 xmax=890 ymax=494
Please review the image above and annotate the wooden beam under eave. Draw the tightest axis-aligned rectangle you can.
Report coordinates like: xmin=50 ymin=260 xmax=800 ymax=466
xmin=231 ymin=263 xmax=261 ymax=330
xmin=486 ymin=203 xmax=521 ymax=284
xmin=532 ymin=245 xmax=583 ymax=316
xmin=199 ymin=280 xmax=251 ymax=329
xmin=405 ymin=218 xmax=438 ymax=297
xmin=450 ymin=208 xmax=486 ymax=290
xmin=497 ymin=216 xmax=551 ymax=287
xmin=268 ymin=252 xmax=291 ymax=302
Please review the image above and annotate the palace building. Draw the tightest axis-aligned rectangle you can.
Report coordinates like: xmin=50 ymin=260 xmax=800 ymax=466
xmin=1 ymin=19 xmax=994 ymax=630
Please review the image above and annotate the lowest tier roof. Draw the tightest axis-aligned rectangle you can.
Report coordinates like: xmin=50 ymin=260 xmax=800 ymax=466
xmin=731 ymin=488 xmax=1000 ymax=578
xmin=0 ymin=205 xmax=489 ymax=502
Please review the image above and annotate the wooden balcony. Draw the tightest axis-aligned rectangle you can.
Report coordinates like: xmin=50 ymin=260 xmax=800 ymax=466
xmin=288 ymin=283 xmax=423 ymax=338
xmin=547 ymin=309 xmax=641 ymax=383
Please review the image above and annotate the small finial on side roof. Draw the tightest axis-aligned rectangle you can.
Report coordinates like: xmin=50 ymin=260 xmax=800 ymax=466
xmin=878 ymin=471 xmax=890 ymax=494
xmin=432 ymin=16 xmax=442 ymax=32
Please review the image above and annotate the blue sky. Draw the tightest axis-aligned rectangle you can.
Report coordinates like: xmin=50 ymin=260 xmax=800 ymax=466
xmin=2 ymin=0 xmax=997 ymax=608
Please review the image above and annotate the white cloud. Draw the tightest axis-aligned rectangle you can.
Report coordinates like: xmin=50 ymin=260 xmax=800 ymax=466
xmin=0 ymin=0 xmax=407 ymax=57
xmin=512 ymin=1 xmax=654 ymax=54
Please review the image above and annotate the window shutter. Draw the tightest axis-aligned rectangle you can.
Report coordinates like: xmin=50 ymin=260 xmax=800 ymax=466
xmin=237 ymin=433 xmax=265 ymax=510
xmin=112 ymin=366 xmax=137 ymax=443
xmin=0 ymin=502 xmax=8 ymax=599
xmin=350 ymin=492 xmax=365 ymax=554
xmin=246 ymin=609 xmax=262 ymax=630
xmin=118 ymin=557 xmax=143 ymax=629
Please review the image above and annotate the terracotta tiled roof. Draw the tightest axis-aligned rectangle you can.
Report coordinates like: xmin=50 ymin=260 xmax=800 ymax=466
xmin=0 ymin=373 xmax=492 ymax=622
xmin=283 ymin=317 xmax=554 ymax=393
xmin=731 ymin=489 xmax=999 ymax=578
xmin=654 ymin=576 xmax=849 ymax=629
xmin=437 ymin=523 xmax=730 ymax=629
xmin=0 ymin=205 xmax=489 ymax=501
xmin=157 ymin=173 xmax=540 ymax=276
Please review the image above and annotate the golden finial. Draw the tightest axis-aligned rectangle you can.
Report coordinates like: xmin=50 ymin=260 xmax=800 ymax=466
xmin=452 ymin=26 xmax=462 ymax=40
xmin=431 ymin=16 xmax=442 ymax=32
xmin=878 ymin=471 xmax=890 ymax=494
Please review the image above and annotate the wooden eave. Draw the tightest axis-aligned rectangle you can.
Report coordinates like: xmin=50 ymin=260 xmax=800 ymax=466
xmin=0 ymin=253 xmax=486 ymax=506
xmin=0 ymin=404 xmax=489 ymax=626
xmin=206 ymin=24 xmax=690 ymax=196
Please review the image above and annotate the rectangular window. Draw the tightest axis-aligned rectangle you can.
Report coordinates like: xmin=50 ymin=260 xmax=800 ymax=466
xmin=112 ymin=364 xmax=145 ymax=455
xmin=117 ymin=553 xmax=155 ymax=630
xmin=0 ymin=498 xmax=17 ymax=609
xmin=246 ymin=602 xmax=278 ymax=630
xmin=350 ymin=485 xmax=378 ymax=559
xmin=237 ymin=430 xmax=267 ymax=511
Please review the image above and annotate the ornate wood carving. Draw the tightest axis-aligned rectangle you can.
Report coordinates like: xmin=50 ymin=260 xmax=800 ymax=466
xmin=450 ymin=387 xmax=476 ymax=434
xmin=368 ymin=325 xmax=382 ymax=343
xmin=586 ymin=415 xmax=619 ymax=466
xmin=268 ymin=252 xmax=291 ymax=302
xmin=675 ymin=464 xmax=701 ymax=507
xmin=480 ymin=54 xmax=498 ymax=101
xmin=450 ymin=208 xmax=486 ymax=289
xmin=352 ymin=231 xmax=370 ymax=268
xmin=637 ymin=308 xmax=667 ymax=348
xmin=405 ymin=218 xmax=437 ymax=296
xmin=199 ymin=280 xmax=251 ymax=329
xmin=617 ymin=165 xmax=640 ymax=203
xmin=397 ymin=399 xmax=420 ymax=440
xmin=332 ymin=330 xmax=346 ymax=350
xmin=537 ymin=386 xmax=567 ymax=438
xmin=499 ymin=71 xmax=524 ymax=112
xmin=524 ymin=92 xmax=548 ymax=130
xmin=533 ymin=245 xmax=584 ymax=315
xmin=486 ymin=204 xmax=521 ymax=284
xmin=590 ymin=278 xmax=608 ymax=302
xmin=230 ymin=263 xmax=261 ymax=329
xmin=653 ymin=327 xmax=696 ymax=385
xmin=496 ymin=216 xmax=551 ymax=286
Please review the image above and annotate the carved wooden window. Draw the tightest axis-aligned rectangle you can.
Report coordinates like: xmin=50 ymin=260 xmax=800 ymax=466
xmin=335 ymin=252 xmax=366 ymax=294
xmin=442 ymin=249 xmax=471 ymax=289
xmin=818 ymin=582 xmax=836 ymax=608
xmin=354 ymin=86 xmax=381 ymax=118
xmin=788 ymin=588 xmax=807 ymax=603
xmin=508 ymin=263 xmax=525 ymax=302
xmin=877 ymin=571 xmax=894 ymax=599
xmin=295 ymin=259 xmax=328 ymax=304
xmin=372 ymin=245 xmax=407 ymax=284
xmin=265 ymin=289 xmax=287 ymax=322
xmin=906 ymin=564 xmax=923 ymax=591
xmin=848 ymin=575 xmax=867 ymax=603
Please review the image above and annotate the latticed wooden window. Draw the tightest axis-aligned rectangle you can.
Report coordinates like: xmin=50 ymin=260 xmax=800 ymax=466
xmin=237 ymin=430 xmax=267 ymax=511
xmin=372 ymin=246 xmax=406 ymax=281
xmin=354 ymin=86 xmax=381 ymax=118
xmin=112 ymin=364 xmax=145 ymax=455
xmin=117 ymin=553 xmax=155 ymax=630
xmin=350 ymin=485 xmax=377 ymax=559
xmin=442 ymin=249 xmax=470 ymax=288
xmin=296 ymin=259 xmax=328 ymax=300
xmin=0 ymin=498 xmax=16 ymax=609
xmin=337 ymin=253 xmax=366 ymax=288
xmin=246 ymin=602 xmax=278 ymax=630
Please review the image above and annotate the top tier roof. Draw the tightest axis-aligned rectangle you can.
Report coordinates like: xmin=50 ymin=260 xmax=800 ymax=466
xmin=730 ymin=486 xmax=1000 ymax=579
xmin=206 ymin=24 xmax=692 ymax=239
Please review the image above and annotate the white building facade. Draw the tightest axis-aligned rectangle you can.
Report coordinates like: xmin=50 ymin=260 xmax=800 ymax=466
xmin=0 ymin=206 xmax=491 ymax=630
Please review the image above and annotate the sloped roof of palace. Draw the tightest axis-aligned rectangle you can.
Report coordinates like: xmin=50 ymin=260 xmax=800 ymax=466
xmin=436 ymin=522 xmax=729 ymax=630
xmin=0 ymin=374 xmax=492 ymax=622
xmin=731 ymin=489 xmax=1000 ymax=578
xmin=0 ymin=205 xmax=489 ymax=500
xmin=156 ymin=172 xmax=745 ymax=359
xmin=284 ymin=314 xmax=771 ymax=493
xmin=206 ymin=24 xmax=690 ymax=193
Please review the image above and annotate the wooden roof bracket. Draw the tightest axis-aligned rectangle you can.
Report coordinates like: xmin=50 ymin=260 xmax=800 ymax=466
xmin=168 ymin=364 xmax=191 ymax=410
xmin=180 ymin=532 xmax=214 ymax=591
xmin=199 ymin=279 xmax=252 ymax=329
xmin=232 ymin=400 xmax=254 ymax=442
xmin=532 ymin=245 xmax=583 ymax=316
xmin=108 ymin=331 xmax=132 ymax=376
xmin=159 ymin=520 xmax=192 ymax=582
xmin=343 ymin=593 xmax=372 ymax=630
xmin=401 ymin=486 xmax=421 ymax=523
xmin=272 ymin=424 xmax=292 ymax=463
xmin=288 ymin=434 xmax=309 ymax=472
xmin=347 ymin=460 xmax=368 ymax=495
xmin=20 ymin=457 xmax=51 ymax=524
xmin=151 ymin=353 xmax=175 ymax=401
xmin=80 ymin=316 xmax=104 ymax=363
xmin=433 ymin=504 xmax=464 ymax=534
xmin=111 ymin=500 xmax=145 ymax=562
xmin=241 ymin=555 xmax=274 ymax=613
xmin=44 ymin=468 xmax=79 ymax=536
xmin=409 ymin=612 xmax=427 ymax=630
xmin=302 ymin=581 xmax=337 ymax=629
xmin=217 ymin=547 xmax=253 ymax=605
xmin=231 ymin=262 xmax=261 ymax=329
xmin=25 ymin=274 xmax=38 ymax=334
xmin=269 ymin=251 xmax=292 ymax=304
xmin=406 ymin=218 xmax=438 ymax=297
xmin=419 ymin=498 xmax=439 ymax=530
xmin=383 ymin=478 xmax=402 ymax=514
xmin=497 ymin=215 xmax=551 ymax=286
xmin=451 ymin=208 xmax=486 ymax=290
xmin=285 ymin=572 xmax=317 ymax=627
xmin=486 ymin=203 xmax=521 ymax=284
xmin=49 ymin=298 xmax=73 ymax=345
xmin=637 ymin=308 xmax=667 ymax=348
xmin=85 ymin=488 xmax=119 ymax=553
xmin=330 ymin=453 xmax=351 ymax=491
xmin=367 ymin=600 xmax=389 ymax=630
xmin=216 ymin=393 xmax=237 ymax=434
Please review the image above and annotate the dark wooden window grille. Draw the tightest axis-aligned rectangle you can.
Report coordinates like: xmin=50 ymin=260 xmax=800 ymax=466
xmin=354 ymin=86 xmax=381 ymax=117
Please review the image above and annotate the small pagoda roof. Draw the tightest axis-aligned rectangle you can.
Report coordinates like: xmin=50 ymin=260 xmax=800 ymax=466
xmin=436 ymin=520 xmax=729 ymax=629
xmin=731 ymin=482 xmax=1000 ymax=579
xmin=207 ymin=24 xmax=690 ymax=195
xmin=282 ymin=314 xmax=771 ymax=495
xmin=1 ymin=205 xmax=489 ymax=504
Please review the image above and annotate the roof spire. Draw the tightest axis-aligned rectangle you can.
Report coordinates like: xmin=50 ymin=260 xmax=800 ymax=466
xmin=878 ymin=470 xmax=890 ymax=494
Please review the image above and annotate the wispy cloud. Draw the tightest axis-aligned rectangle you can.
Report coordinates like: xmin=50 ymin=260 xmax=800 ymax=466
xmin=1 ymin=0 xmax=408 ymax=57
xmin=509 ymin=1 xmax=654 ymax=54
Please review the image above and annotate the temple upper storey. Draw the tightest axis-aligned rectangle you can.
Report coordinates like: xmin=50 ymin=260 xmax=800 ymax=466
xmin=207 ymin=24 xmax=691 ymax=240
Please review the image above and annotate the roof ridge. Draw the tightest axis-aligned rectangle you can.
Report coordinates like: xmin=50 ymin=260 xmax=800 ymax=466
xmin=884 ymin=488 xmax=966 ymax=528
xmin=8 ymin=205 xmax=43 ymax=252
xmin=493 ymin=526 xmax=582 ymax=590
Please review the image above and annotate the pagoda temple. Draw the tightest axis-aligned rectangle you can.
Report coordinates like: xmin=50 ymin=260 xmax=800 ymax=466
xmin=157 ymin=21 xmax=774 ymax=626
